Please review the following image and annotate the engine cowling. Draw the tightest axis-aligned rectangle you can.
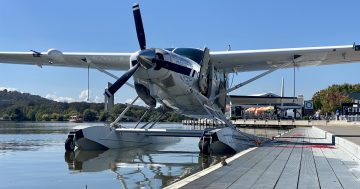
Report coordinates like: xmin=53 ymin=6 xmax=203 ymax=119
xmin=134 ymin=83 xmax=156 ymax=107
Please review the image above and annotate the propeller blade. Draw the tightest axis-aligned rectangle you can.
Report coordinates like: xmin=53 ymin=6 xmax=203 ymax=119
xmin=152 ymin=58 xmax=192 ymax=75
xmin=132 ymin=4 xmax=146 ymax=50
xmin=107 ymin=63 xmax=140 ymax=95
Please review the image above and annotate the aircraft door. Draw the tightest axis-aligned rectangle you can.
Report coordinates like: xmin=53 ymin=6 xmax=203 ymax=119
xmin=217 ymin=72 xmax=227 ymax=113
xmin=198 ymin=47 xmax=226 ymax=112
xmin=199 ymin=47 xmax=210 ymax=96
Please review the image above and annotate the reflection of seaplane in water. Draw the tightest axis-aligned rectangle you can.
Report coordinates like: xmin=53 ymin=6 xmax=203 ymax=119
xmin=1 ymin=4 xmax=360 ymax=154
xmin=64 ymin=147 xmax=218 ymax=188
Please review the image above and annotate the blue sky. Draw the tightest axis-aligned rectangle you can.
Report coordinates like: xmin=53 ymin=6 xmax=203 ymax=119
xmin=0 ymin=0 xmax=359 ymax=104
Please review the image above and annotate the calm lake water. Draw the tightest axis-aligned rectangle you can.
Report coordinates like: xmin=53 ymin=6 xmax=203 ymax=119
xmin=0 ymin=122 xmax=225 ymax=189
xmin=0 ymin=122 xmax=287 ymax=189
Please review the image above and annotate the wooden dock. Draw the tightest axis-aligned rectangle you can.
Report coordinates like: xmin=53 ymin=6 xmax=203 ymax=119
xmin=166 ymin=127 xmax=360 ymax=189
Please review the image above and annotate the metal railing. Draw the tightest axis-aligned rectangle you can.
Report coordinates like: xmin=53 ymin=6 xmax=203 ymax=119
xmin=339 ymin=115 xmax=360 ymax=122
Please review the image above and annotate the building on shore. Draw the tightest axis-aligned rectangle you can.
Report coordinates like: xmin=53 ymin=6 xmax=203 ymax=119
xmin=229 ymin=93 xmax=306 ymax=120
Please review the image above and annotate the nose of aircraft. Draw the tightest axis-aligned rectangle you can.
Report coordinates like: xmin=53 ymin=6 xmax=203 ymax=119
xmin=137 ymin=49 xmax=156 ymax=69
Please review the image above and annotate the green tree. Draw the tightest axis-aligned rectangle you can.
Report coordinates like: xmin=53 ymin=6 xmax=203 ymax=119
xmin=83 ymin=109 xmax=97 ymax=121
xmin=42 ymin=114 xmax=50 ymax=121
xmin=312 ymin=83 xmax=359 ymax=113
xmin=9 ymin=108 xmax=26 ymax=121
xmin=26 ymin=110 xmax=36 ymax=121
xmin=2 ymin=114 xmax=9 ymax=120
xmin=51 ymin=113 xmax=60 ymax=120
xmin=167 ymin=112 xmax=185 ymax=122
xmin=98 ymin=111 xmax=109 ymax=122
xmin=58 ymin=115 xmax=64 ymax=121
xmin=35 ymin=112 xmax=43 ymax=121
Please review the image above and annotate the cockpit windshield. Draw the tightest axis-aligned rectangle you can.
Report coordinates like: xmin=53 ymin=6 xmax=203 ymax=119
xmin=172 ymin=48 xmax=204 ymax=64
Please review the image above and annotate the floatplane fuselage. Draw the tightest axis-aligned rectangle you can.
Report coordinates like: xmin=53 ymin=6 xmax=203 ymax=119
xmin=73 ymin=45 xmax=241 ymax=154
xmin=130 ymin=47 xmax=227 ymax=118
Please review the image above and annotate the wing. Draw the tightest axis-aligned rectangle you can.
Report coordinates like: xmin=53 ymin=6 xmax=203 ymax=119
xmin=210 ymin=45 xmax=360 ymax=72
xmin=0 ymin=49 xmax=132 ymax=70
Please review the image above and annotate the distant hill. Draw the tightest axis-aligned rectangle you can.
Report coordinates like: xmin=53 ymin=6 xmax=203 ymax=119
xmin=1 ymin=90 xmax=59 ymax=111
xmin=0 ymin=89 xmax=186 ymax=122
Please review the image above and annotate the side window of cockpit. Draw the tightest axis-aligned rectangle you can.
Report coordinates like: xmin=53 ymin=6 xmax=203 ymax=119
xmin=173 ymin=48 xmax=204 ymax=64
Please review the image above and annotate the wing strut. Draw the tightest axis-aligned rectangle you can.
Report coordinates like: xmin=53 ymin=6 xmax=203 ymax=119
xmin=139 ymin=107 xmax=166 ymax=129
xmin=87 ymin=65 xmax=90 ymax=101
xmin=190 ymin=87 xmax=260 ymax=143
xmin=110 ymin=96 xmax=140 ymax=128
xmin=209 ymin=62 xmax=292 ymax=101
xmin=292 ymin=55 xmax=297 ymax=102
xmin=134 ymin=108 xmax=151 ymax=128
xmin=81 ymin=58 xmax=134 ymax=88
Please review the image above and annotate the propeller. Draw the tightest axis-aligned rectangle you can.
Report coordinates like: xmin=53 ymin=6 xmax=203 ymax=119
xmin=152 ymin=58 xmax=192 ymax=75
xmin=135 ymin=49 xmax=192 ymax=75
xmin=106 ymin=63 xmax=140 ymax=95
xmin=105 ymin=4 xmax=182 ymax=97
xmin=105 ymin=4 xmax=147 ymax=96
xmin=133 ymin=3 xmax=146 ymax=50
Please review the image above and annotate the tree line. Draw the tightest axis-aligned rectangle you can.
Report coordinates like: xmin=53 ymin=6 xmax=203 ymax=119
xmin=2 ymin=83 xmax=358 ymax=122
xmin=312 ymin=83 xmax=360 ymax=113
xmin=0 ymin=90 xmax=186 ymax=122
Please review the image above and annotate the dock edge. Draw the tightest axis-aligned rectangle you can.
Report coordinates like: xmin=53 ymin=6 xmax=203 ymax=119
xmin=164 ymin=147 xmax=258 ymax=189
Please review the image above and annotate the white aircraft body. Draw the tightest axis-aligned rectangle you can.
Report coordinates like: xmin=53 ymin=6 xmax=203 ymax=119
xmin=1 ymin=4 xmax=360 ymax=154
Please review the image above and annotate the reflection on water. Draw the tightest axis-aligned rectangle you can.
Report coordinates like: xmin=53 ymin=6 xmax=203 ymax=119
xmin=0 ymin=122 xmax=287 ymax=189
xmin=0 ymin=121 xmax=102 ymax=134
xmin=0 ymin=122 xmax=224 ymax=189
xmin=0 ymin=122 xmax=94 ymax=153
xmin=64 ymin=148 xmax=221 ymax=188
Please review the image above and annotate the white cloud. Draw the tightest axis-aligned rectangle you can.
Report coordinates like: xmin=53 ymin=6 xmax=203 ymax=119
xmin=0 ymin=87 xmax=17 ymax=91
xmin=125 ymin=98 xmax=146 ymax=106
xmin=45 ymin=89 xmax=105 ymax=103
xmin=79 ymin=89 xmax=89 ymax=101
xmin=94 ymin=96 xmax=102 ymax=103
xmin=125 ymin=98 xmax=134 ymax=104
xmin=78 ymin=89 xmax=103 ymax=103
xmin=45 ymin=93 xmax=75 ymax=103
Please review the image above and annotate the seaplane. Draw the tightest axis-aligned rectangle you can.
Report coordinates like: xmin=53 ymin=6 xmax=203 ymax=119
xmin=1 ymin=4 xmax=360 ymax=154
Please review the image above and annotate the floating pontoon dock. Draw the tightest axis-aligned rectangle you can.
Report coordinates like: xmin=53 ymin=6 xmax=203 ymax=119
xmin=166 ymin=126 xmax=360 ymax=189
